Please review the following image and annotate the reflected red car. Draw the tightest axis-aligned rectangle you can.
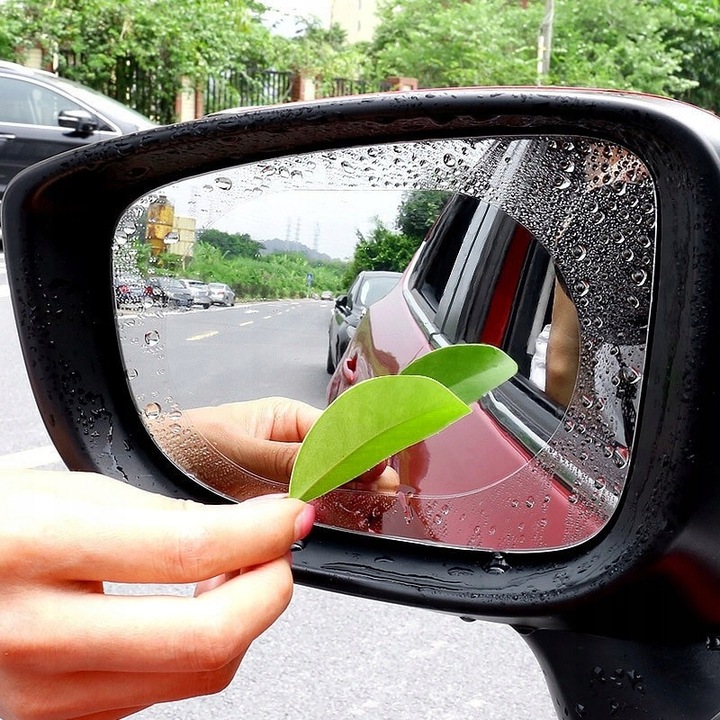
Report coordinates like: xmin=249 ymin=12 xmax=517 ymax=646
xmin=327 ymin=194 xmax=605 ymax=550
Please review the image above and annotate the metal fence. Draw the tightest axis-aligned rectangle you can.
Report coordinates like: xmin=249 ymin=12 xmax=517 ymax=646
xmin=59 ymin=52 xmax=393 ymax=121
xmin=59 ymin=53 xmax=177 ymax=124
xmin=204 ymin=69 xmax=294 ymax=113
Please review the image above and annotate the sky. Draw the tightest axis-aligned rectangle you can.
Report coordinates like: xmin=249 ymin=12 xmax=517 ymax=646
xmin=260 ymin=0 xmax=331 ymax=35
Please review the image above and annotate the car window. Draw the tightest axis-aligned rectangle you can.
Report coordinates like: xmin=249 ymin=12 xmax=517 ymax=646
xmin=358 ymin=276 xmax=399 ymax=306
xmin=0 ymin=76 xmax=84 ymax=126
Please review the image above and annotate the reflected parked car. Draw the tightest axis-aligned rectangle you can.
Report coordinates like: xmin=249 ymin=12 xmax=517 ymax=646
xmin=114 ymin=275 xmax=148 ymax=309
xmin=146 ymin=277 xmax=192 ymax=308
xmin=179 ymin=279 xmax=211 ymax=309
xmin=326 ymin=270 xmax=401 ymax=373
xmin=207 ymin=282 xmax=236 ymax=306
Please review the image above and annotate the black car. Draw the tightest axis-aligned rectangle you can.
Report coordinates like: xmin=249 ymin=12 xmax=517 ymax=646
xmin=0 ymin=61 xmax=155 ymax=227
xmin=146 ymin=277 xmax=193 ymax=308
xmin=326 ymin=270 xmax=401 ymax=373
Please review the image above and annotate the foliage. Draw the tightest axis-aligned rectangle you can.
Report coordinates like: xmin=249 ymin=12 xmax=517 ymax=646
xmin=273 ymin=19 xmax=371 ymax=89
xmin=0 ymin=0 xmax=278 ymax=122
xmin=397 ymin=190 xmax=452 ymax=240
xmin=345 ymin=190 xmax=451 ymax=284
xmin=198 ymin=229 xmax=264 ymax=259
xmin=656 ymin=0 xmax=720 ymax=112
xmin=370 ymin=0 xmax=709 ymax=101
xmin=185 ymin=243 xmax=347 ymax=300
xmin=371 ymin=0 xmax=542 ymax=87
xmin=346 ymin=223 xmax=417 ymax=284
xmin=548 ymin=0 xmax=694 ymax=95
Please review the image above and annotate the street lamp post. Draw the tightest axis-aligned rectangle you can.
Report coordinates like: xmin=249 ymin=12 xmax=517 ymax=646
xmin=537 ymin=0 xmax=555 ymax=85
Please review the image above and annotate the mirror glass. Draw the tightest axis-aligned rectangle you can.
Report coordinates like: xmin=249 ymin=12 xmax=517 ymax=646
xmin=113 ymin=136 xmax=656 ymax=552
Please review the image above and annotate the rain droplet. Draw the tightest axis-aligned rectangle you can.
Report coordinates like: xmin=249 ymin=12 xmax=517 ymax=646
xmin=554 ymin=174 xmax=571 ymax=190
xmin=571 ymin=244 xmax=587 ymax=261
xmin=144 ymin=402 xmax=162 ymax=419
xmin=443 ymin=153 xmax=457 ymax=167
xmin=144 ymin=330 xmax=160 ymax=346
xmin=126 ymin=368 xmax=138 ymax=379
xmin=573 ymin=280 xmax=590 ymax=297
xmin=631 ymin=269 xmax=648 ymax=286
xmin=215 ymin=176 xmax=232 ymax=190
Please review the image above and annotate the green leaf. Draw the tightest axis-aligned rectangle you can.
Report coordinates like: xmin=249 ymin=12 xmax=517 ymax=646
xmin=400 ymin=344 xmax=517 ymax=405
xmin=288 ymin=375 xmax=471 ymax=502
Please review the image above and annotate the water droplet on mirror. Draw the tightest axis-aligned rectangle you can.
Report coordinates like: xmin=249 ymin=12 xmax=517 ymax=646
xmin=553 ymin=174 xmax=571 ymax=190
xmin=214 ymin=176 xmax=232 ymax=190
xmin=631 ymin=269 xmax=648 ymax=286
xmin=144 ymin=402 xmax=161 ymax=419
xmin=144 ymin=330 xmax=160 ymax=346
xmin=573 ymin=280 xmax=590 ymax=297
xmin=571 ymin=244 xmax=587 ymax=261
xmin=443 ymin=153 xmax=457 ymax=167
xmin=126 ymin=368 xmax=138 ymax=379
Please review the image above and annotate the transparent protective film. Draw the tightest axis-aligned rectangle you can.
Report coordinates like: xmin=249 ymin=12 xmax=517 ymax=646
xmin=113 ymin=136 xmax=655 ymax=551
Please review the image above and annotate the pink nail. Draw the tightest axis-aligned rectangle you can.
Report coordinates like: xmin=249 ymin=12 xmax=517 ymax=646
xmin=294 ymin=504 xmax=316 ymax=540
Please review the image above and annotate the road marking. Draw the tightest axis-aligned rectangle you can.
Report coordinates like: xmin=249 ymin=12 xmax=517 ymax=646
xmin=239 ymin=320 xmax=254 ymax=327
xmin=263 ymin=315 xmax=272 ymax=319
xmin=0 ymin=445 xmax=63 ymax=469
xmin=186 ymin=330 xmax=219 ymax=342
xmin=245 ymin=309 xmax=259 ymax=314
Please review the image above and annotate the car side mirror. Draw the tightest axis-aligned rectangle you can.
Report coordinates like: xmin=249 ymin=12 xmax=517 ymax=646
xmin=58 ymin=108 xmax=98 ymax=135
xmin=5 ymin=89 xmax=720 ymax=718
xmin=334 ymin=295 xmax=348 ymax=309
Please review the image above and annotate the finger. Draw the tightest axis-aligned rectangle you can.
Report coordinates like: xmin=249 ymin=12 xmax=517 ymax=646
xmin=8 ymin=655 xmax=243 ymax=720
xmin=4 ymin=557 xmax=293 ymax=674
xmin=4 ymin=490 xmax=313 ymax=583
xmin=225 ymin=435 xmax=301 ymax=482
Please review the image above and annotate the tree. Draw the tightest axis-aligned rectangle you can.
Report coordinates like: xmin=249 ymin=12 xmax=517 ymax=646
xmin=370 ymin=0 xmax=701 ymax=99
xmin=274 ymin=19 xmax=371 ymax=90
xmin=345 ymin=190 xmax=451 ymax=283
xmin=198 ymin=229 xmax=264 ymax=259
xmin=656 ymin=0 xmax=720 ymax=112
xmin=397 ymin=190 xmax=452 ymax=241
xmin=371 ymin=0 xmax=542 ymax=87
xmin=0 ymin=0 xmax=279 ymax=122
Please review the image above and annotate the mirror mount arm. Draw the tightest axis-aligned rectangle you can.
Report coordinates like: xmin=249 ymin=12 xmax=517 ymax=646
xmin=522 ymin=628 xmax=720 ymax=719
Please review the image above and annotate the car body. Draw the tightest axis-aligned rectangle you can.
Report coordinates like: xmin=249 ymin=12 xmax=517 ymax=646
xmin=146 ymin=277 xmax=192 ymax=308
xmin=326 ymin=270 xmax=401 ymax=373
xmin=179 ymin=278 xmax=212 ymax=308
xmin=0 ymin=61 xmax=156 ymax=201
xmin=326 ymin=193 xmax=609 ymax=548
xmin=320 ymin=290 xmax=334 ymax=301
xmin=207 ymin=282 xmax=236 ymax=306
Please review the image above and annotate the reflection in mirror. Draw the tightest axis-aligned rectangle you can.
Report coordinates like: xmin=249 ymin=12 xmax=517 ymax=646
xmin=113 ymin=136 xmax=656 ymax=552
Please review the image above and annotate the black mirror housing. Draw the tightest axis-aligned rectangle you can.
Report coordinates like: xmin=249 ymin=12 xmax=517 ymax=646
xmin=4 ymin=88 xmax=720 ymax=648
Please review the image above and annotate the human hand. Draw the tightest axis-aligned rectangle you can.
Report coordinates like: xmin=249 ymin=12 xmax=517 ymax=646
xmin=185 ymin=398 xmax=400 ymax=492
xmin=185 ymin=397 xmax=321 ymax=482
xmin=0 ymin=469 xmax=315 ymax=720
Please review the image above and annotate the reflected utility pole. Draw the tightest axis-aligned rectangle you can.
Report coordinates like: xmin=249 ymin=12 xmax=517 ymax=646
xmin=536 ymin=0 xmax=555 ymax=85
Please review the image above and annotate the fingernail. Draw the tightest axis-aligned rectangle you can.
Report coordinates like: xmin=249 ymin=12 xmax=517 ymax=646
xmin=294 ymin=503 xmax=316 ymax=541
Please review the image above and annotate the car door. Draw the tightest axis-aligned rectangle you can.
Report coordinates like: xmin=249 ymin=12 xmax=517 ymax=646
xmin=0 ymin=75 xmax=109 ymax=196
